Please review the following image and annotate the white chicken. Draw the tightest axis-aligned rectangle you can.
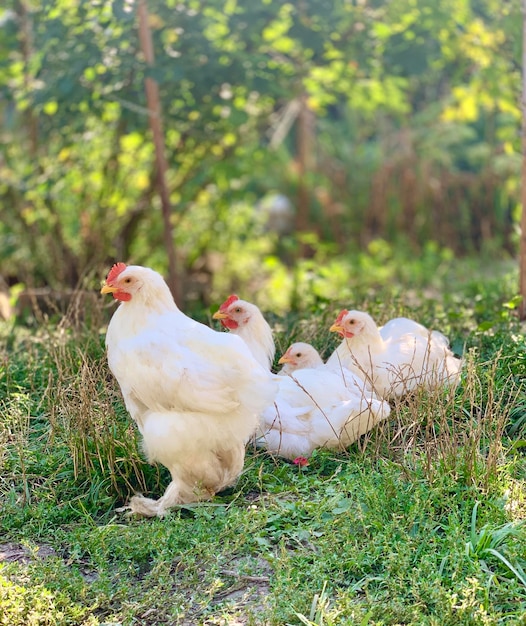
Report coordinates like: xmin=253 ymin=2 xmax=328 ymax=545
xmin=101 ymin=263 xmax=277 ymax=517
xmin=277 ymin=342 xmax=324 ymax=375
xmin=261 ymin=364 xmax=390 ymax=460
xmin=326 ymin=309 xmax=462 ymax=399
xmin=214 ymin=296 xmax=390 ymax=459
xmin=212 ymin=295 xmax=275 ymax=369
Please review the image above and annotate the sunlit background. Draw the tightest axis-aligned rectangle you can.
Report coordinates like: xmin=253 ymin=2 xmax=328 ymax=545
xmin=0 ymin=0 xmax=521 ymax=315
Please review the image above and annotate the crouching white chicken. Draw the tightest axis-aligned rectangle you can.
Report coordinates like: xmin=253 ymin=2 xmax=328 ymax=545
xmin=261 ymin=360 xmax=390 ymax=459
xmin=101 ymin=264 xmax=277 ymax=517
xmin=213 ymin=296 xmax=390 ymax=460
xmin=327 ymin=309 xmax=462 ymax=399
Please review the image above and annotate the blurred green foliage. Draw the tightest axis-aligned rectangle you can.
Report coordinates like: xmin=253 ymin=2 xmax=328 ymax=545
xmin=0 ymin=0 xmax=522 ymax=309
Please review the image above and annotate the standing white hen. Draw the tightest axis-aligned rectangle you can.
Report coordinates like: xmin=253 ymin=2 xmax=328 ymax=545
xmin=101 ymin=264 xmax=277 ymax=517
xmin=213 ymin=296 xmax=390 ymax=459
xmin=326 ymin=309 xmax=462 ymax=399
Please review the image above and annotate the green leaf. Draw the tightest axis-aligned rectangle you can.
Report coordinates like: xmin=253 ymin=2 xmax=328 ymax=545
xmin=43 ymin=101 xmax=58 ymax=115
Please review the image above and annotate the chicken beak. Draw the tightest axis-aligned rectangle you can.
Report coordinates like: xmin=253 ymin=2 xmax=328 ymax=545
xmin=212 ymin=311 xmax=228 ymax=320
xmin=278 ymin=355 xmax=293 ymax=365
xmin=329 ymin=323 xmax=344 ymax=333
xmin=101 ymin=283 xmax=118 ymax=295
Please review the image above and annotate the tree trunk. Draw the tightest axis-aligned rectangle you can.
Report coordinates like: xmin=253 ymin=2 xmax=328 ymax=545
xmin=295 ymin=93 xmax=315 ymax=251
xmin=296 ymin=93 xmax=314 ymax=231
xmin=17 ymin=0 xmax=38 ymax=155
xmin=519 ymin=0 xmax=526 ymax=319
xmin=137 ymin=0 xmax=181 ymax=305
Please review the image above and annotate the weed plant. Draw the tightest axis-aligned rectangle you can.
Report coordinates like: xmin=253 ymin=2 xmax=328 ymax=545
xmin=1 ymin=258 xmax=526 ymax=625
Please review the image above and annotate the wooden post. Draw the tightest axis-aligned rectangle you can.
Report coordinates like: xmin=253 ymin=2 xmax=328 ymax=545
xmin=137 ymin=0 xmax=181 ymax=305
xmin=520 ymin=0 xmax=526 ymax=319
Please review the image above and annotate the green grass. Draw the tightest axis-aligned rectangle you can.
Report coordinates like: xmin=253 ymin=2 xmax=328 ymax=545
xmin=1 ymin=259 xmax=526 ymax=625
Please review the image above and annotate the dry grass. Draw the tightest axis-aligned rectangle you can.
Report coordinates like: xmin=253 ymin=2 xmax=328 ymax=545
xmin=368 ymin=348 xmax=517 ymax=491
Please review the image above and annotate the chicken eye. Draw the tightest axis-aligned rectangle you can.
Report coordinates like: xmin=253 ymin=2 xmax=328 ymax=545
xmin=296 ymin=353 xmax=302 ymax=358
xmin=234 ymin=307 xmax=242 ymax=313
xmin=124 ymin=278 xmax=132 ymax=284
xmin=349 ymin=319 xmax=356 ymax=325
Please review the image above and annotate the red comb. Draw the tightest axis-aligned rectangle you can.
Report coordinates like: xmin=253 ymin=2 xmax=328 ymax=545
xmin=106 ymin=262 xmax=127 ymax=284
xmin=334 ymin=309 xmax=349 ymax=325
xmin=219 ymin=294 xmax=239 ymax=312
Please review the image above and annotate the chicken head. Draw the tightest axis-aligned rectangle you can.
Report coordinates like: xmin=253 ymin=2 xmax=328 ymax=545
xmin=278 ymin=342 xmax=324 ymax=373
xmin=213 ymin=295 xmax=251 ymax=330
xmin=330 ymin=310 xmax=375 ymax=340
xmin=101 ymin=263 xmax=171 ymax=306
